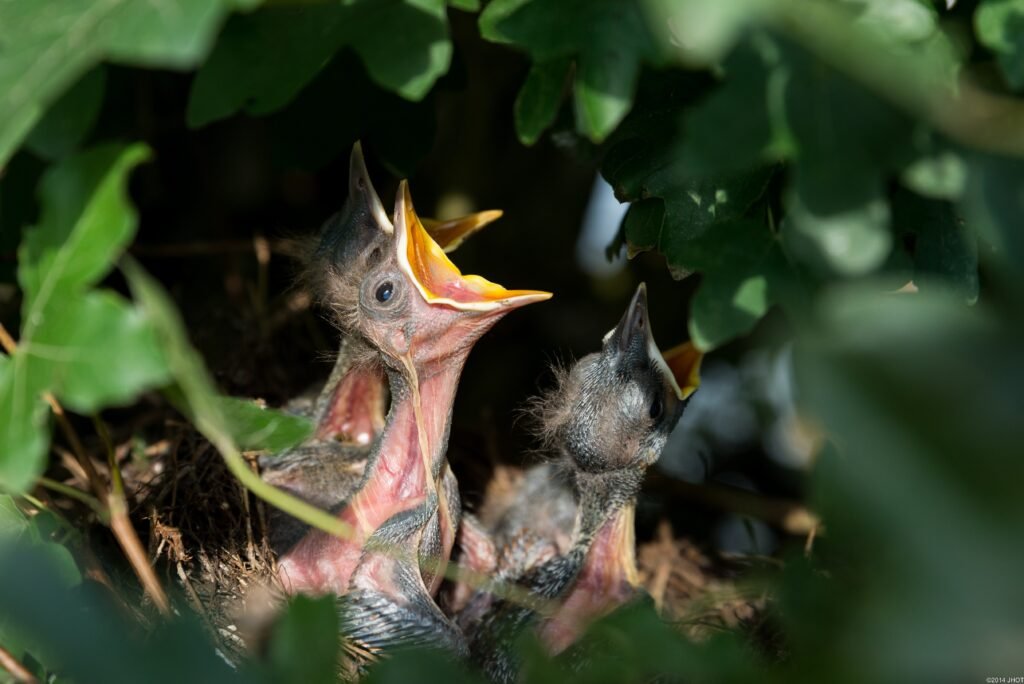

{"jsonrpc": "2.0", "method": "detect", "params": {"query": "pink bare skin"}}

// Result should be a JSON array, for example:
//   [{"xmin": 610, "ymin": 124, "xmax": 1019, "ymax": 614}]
[
  {"xmin": 277, "ymin": 185, "xmax": 546, "ymax": 598},
  {"xmin": 315, "ymin": 366, "xmax": 387, "ymax": 446},
  {"xmin": 539, "ymin": 506, "xmax": 639, "ymax": 654}
]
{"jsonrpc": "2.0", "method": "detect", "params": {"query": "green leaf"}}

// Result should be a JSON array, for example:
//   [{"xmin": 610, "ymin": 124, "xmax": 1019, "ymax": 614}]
[
  {"xmin": 900, "ymin": 146, "xmax": 968, "ymax": 200},
  {"xmin": 514, "ymin": 59, "xmax": 571, "ymax": 146},
  {"xmin": 0, "ymin": 495, "xmax": 28, "ymax": 540},
  {"xmin": 0, "ymin": 0, "xmax": 242, "ymax": 167},
  {"xmin": 684, "ymin": 220, "xmax": 796, "ymax": 350},
  {"xmin": 795, "ymin": 287, "xmax": 1024, "ymax": 681},
  {"xmin": 25, "ymin": 68, "xmax": 107, "ymax": 161},
  {"xmin": 1, "ymin": 144, "xmax": 169, "ymax": 494},
  {"xmin": 892, "ymin": 189, "xmax": 978, "ymax": 302},
  {"xmin": 217, "ymin": 397, "xmax": 313, "ymax": 452},
  {"xmin": 976, "ymin": 0, "xmax": 1024, "ymax": 90},
  {"xmin": 448, "ymin": 0, "xmax": 480, "ymax": 10},
  {"xmin": 266, "ymin": 596, "xmax": 339, "ymax": 684},
  {"xmin": 188, "ymin": 0, "xmax": 452, "ymax": 127},
  {"xmin": 27, "ymin": 292, "xmax": 169, "ymax": 413},
  {"xmin": 481, "ymin": 0, "xmax": 665, "ymax": 142},
  {"xmin": 783, "ymin": 185, "xmax": 893, "ymax": 277},
  {"xmin": 19, "ymin": 144, "xmax": 151, "ymax": 305}
]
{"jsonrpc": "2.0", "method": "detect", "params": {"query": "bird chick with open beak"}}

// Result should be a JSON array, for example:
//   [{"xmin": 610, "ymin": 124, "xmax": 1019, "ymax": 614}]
[
  {"xmin": 460, "ymin": 284, "xmax": 701, "ymax": 682},
  {"xmin": 274, "ymin": 180, "xmax": 550, "ymax": 660},
  {"xmin": 261, "ymin": 143, "xmax": 502, "ymax": 553}
]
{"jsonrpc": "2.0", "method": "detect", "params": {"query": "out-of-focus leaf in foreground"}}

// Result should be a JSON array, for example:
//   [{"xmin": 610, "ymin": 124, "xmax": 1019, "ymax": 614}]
[
  {"xmin": 0, "ymin": 144, "xmax": 169, "ymax": 494},
  {"xmin": 0, "ymin": 0, "xmax": 252, "ymax": 168},
  {"xmin": 794, "ymin": 287, "xmax": 1024, "ymax": 681},
  {"xmin": 0, "ymin": 540, "xmax": 241, "ymax": 683}
]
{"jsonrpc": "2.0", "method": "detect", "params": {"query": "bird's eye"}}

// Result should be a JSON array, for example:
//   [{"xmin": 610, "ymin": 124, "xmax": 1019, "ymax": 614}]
[
  {"xmin": 649, "ymin": 394, "xmax": 663, "ymax": 421},
  {"xmin": 375, "ymin": 281, "xmax": 395, "ymax": 303}
]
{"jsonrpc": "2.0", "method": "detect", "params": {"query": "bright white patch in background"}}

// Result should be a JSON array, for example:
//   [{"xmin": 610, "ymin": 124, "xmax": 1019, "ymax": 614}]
[{"xmin": 575, "ymin": 174, "xmax": 627, "ymax": 278}]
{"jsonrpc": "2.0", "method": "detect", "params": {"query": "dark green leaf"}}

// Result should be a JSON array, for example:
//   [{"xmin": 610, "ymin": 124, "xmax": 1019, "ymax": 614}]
[
  {"xmin": 514, "ymin": 59, "xmax": 571, "ymax": 146},
  {"xmin": 266, "ymin": 595, "xmax": 339, "ymax": 684},
  {"xmin": 187, "ymin": 0, "xmax": 452, "ymax": 127},
  {"xmin": 25, "ymin": 68, "xmax": 107, "ymax": 161},
  {"xmin": 892, "ymin": 189, "xmax": 978, "ymax": 301},
  {"xmin": 481, "ymin": 0, "xmax": 665, "ymax": 141}
]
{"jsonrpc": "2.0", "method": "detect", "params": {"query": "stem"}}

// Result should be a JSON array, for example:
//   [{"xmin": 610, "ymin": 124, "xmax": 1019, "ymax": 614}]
[{"xmin": 37, "ymin": 477, "xmax": 105, "ymax": 517}]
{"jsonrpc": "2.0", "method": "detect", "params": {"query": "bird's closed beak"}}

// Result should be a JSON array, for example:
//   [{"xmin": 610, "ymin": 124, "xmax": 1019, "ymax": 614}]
[
  {"xmin": 606, "ymin": 284, "xmax": 702, "ymax": 400},
  {"xmin": 394, "ymin": 181, "xmax": 552, "ymax": 312}
]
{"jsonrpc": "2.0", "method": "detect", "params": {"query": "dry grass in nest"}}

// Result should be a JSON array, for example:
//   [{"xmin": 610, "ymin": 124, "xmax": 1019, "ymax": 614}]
[{"xmin": 124, "ymin": 419, "xmax": 283, "ymax": 659}]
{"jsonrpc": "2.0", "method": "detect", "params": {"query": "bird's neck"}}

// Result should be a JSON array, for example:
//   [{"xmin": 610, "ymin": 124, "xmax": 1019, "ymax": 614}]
[
  {"xmin": 367, "ymin": 353, "xmax": 467, "ymax": 493},
  {"xmin": 536, "ymin": 469, "xmax": 642, "ymax": 654}
]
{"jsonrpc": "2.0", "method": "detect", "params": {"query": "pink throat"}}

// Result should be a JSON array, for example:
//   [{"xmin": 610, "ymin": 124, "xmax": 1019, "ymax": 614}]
[
  {"xmin": 539, "ymin": 505, "xmax": 640, "ymax": 655},
  {"xmin": 276, "ymin": 356, "xmax": 466, "ymax": 596}
]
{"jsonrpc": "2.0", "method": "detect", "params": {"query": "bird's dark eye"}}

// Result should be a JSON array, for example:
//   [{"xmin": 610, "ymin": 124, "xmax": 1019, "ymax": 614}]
[
  {"xmin": 375, "ymin": 281, "xmax": 394, "ymax": 303},
  {"xmin": 649, "ymin": 394, "xmax": 663, "ymax": 421}
]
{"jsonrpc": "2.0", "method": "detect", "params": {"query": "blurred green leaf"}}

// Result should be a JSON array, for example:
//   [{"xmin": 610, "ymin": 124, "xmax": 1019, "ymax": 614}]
[
  {"xmin": 363, "ymin": 646, "xmax": 483, "ymax": 684},
  {"xmin": 892, "ymin": 189, "xmax": 978, "ymax": 301},
  {"xmin": 217, "ymin": 397, "xmax": 313, "ymax": 452},
  {"xmin": 266, "ymin": 596, "xmax": 340, "ymax": 684},
  {"xmin": 449, "ymin": 0, "xmax": 480, "ymax": 11},
  {"xmin": 0, "ymin": 0, "xmax": 244, "ymax": 168},
  {"xmin": 0, "ymin": 495, "xmax": 28, "ymax": 540},
  {"xmin": 783, "ymin": 187, "xmax": 893, "ymax": 277},
  {"xmin": 481, "ymin": 0, "xmax": 665, "ymax": 142},
  {"xmin": 0, "ymin": 145, "xmax": 169, "ymax": 494},
  {"xmin": 0, "ymin": 540, "xmax": 239, "ymax": 683},
  {"xmin": 25, "ymin": 68, "xmax": 106, "ymax": 161},
  {"xmin": 795, "ymin": 287, "xmax": 1024, "ymax": 681},
  {"xmin": 188, "ymin": 0, "xmax": 451, "ymax": 127},
  {"xmin": 976, "ymin": 0, "xmax": 1024, "ymax": 90},
  {"xmin": 514, "ymin": 59, "xmax": 571, "ymax": 146}
]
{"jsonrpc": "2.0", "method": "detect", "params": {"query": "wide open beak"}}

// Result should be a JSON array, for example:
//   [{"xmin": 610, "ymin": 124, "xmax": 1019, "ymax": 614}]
[
  {"xmin": 605, "ymin": 284, "xmax": 702, "ymax": 401},
  {"xmin": 662, "ymin": 342, "xmax": 702, "ymax": 400},
  {"xmin": 394, "ymin": 181, "xmax": 551, "ymax": 312},
  {"xmin": 422, "ymin": 210, "xmax": 503, "ymax": 253}
]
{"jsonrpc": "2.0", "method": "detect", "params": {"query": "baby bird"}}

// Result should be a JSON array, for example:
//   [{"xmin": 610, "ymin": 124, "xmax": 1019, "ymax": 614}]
[
  {"xmin": 460, "ymin": 284, "xmax": 701, "ymax": 682},
  {"xmin": 274, "ymin": 181, "xmax": 549, "ymax": 661},
  {"xmin": 261, "ymin": 144, "xmax": 500, "ymax": 553}
]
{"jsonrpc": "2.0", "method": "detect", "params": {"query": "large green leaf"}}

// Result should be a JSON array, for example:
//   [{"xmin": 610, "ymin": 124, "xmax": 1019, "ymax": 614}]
[
  {"xmin": 794, "ymin": 287, "xmax": 1024, "ymax": 681},
  {"xmin": 481, "ymin": 0, "xmax": 666, "ymax": 142},
  {"xmin": 187, "ymin": 0, "xmax": 451, "ymax": 127},
  {"xmin": 0, "ymin": 145, "xmax": 170, "ymax": 494},
  {"xmin": 25, "ymin": 67, "xmax": 107, "ymax": 161},
  {"xmin": 0, "ymin": 0, "xmax": 248, "ymax": 168},
  {"xmin": 266, "ymin": 596, "xmax": 339, "ymax": 684}
]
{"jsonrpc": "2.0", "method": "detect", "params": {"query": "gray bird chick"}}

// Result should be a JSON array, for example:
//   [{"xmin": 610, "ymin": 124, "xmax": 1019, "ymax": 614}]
[{"xmin": 459, "ymin": 284, "xmax": 701, "ymax": 683}]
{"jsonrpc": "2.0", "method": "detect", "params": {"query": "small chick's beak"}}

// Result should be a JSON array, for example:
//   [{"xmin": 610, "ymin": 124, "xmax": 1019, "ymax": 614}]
[
  {"xmin": 423, "ymin": 210, "xmax": 503, "ymax": 253},
  {"xmin": 394, "ymin": 181, "xmax": 552, "ymax": 312},
  {"xmin": 348, "ymin": 141, "xmax": 393, "ymax": 234},
  {"xmin": 662, "ymin": 342, "xmax": 702, "ymax": 400},
  {"xmin": 605, "ymin": 283, "xmax": 702, "ymax": 400},
  {"xmin": 316, "ymin": 142, "xmax": 393, "ymax": 266}
]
